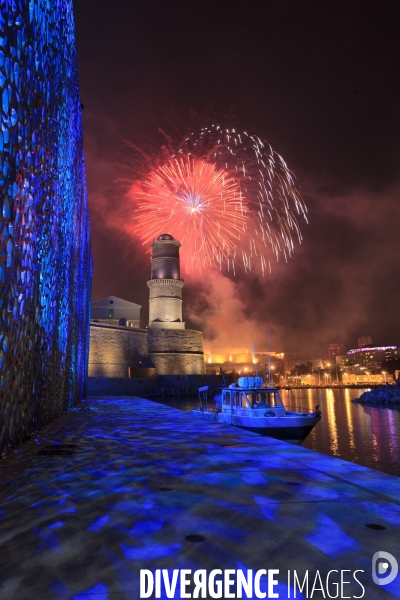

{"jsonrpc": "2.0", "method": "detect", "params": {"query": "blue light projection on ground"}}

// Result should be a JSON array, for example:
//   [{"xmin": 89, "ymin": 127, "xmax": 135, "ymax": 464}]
[
  {"xmin": 0, "ymin": 0, "xmax": 92, "ymax": 454},
  {"xmin": 1, "ymin": 397, "xmax": 400, "ymax": 598},
  {"xmin": 304, "ymin": 513, "xmax": 362, "ymax": 558}
]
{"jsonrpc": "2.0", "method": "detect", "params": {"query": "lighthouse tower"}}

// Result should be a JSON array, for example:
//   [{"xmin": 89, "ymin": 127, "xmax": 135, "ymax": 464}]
[
  {"xmin": 147, "ymin": 234, "xmax": 185, "ymax": 329},
  {"xmin": 147, "ymin": 234, "xmax": 205, "ymax": 374}
]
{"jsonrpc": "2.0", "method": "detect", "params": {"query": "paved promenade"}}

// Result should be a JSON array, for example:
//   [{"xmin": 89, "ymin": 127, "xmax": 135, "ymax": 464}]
[{"xmin": 0, "ymin": 397, "xmax": 399, "ymax": 599}]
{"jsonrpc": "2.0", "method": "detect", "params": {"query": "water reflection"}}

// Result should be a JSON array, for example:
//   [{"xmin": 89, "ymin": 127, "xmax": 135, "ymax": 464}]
[
  {"xmin": 294, "ymin": 388, "xmax": 400, "ymax": 477},
  {"xmin": 344, "ymin": 389, "xmax": 355, "ymax": 453},
  {"xmin": 327, "ymin": 390, "xmax": 339, "ymax": 456},
  {"xmin": 387, "ymin": 410, "xmax": 398, "ymax": 457},
  {"xmin": 152, "ymin": 388, "xmax": 400, "ymax": 478}
]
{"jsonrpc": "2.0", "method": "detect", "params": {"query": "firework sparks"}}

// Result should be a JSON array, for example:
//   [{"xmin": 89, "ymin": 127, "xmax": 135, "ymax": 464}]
[
  {"xmin": 135, "ymin": 156, "xmax": 248, "ymax": 271},
  {"xmin": 132, "ymin": 122, "xmax": 308, "ymax": 274}
]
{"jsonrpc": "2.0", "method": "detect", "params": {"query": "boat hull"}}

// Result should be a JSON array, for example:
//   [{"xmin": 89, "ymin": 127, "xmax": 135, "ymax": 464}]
[
  {"xmin": 231, "ymin": 422, "xmax": 318, "ymax": 444},
  {"xmin": 190, "ymin": 409, "xmax": 321, "ymax": 444},
  {"xmin": 227, "ymin": 414, "xmax": 320, "ymax": 443}
]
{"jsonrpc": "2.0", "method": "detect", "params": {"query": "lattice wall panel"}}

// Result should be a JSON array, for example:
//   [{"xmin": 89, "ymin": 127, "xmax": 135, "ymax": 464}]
[{"xmin": 0, "ymin": 0, "xmax": 92, "ymax": 454}]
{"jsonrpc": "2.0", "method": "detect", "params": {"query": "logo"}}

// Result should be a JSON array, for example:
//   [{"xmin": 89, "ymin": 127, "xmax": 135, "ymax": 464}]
[{"xmin": 372, "ymin": 552, "xmax": 398, "ymax": 586}]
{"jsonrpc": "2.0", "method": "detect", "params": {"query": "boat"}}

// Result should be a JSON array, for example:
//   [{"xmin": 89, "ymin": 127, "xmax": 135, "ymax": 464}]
[{"xmin": 191, "ymin": 377, "xmax": 322, "ymax": 444}]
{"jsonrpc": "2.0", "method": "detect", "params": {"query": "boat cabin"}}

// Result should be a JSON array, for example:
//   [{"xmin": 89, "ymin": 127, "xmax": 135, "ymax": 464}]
[{"xmin": 221, "ymin": 388, "xmax": 286, "ymax": 417}]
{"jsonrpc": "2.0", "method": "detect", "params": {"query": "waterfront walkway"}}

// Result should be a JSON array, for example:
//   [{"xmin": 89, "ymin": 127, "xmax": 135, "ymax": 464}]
[{"xmin": 0, "ymin": 397, "xmax": 400, "ymax": 599}]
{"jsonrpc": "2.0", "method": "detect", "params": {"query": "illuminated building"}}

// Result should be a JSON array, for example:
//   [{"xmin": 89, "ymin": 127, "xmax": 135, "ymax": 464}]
[
  {"xmin": 336, "ymin": 346, "xmax": 398, "ymax": 367},
  {"xmin": 358, "ymin": 335, "xmax": 372, "ymax": 348},
  {"xmin": 337, "ymin": 346, "xmax": 398, "ymax": 384},
  {"xmin": 346, "ymin": 346, "xmax": 398, "ymax": 363},
  {"xmin": 0, "ymin": 1, "xmax": 92, "ymax": 453},
  {"xmin": 204, "ymin": 349, "xmax": 284, "ymax": 378},
  {"xmin": 341, "ymin": 372, "xmax": 391, "ymax": 385},
  {"xmin": 91, "ymin": 296, "xmax": 141, "ymax": 327},
  {"xmin": 328, "ymin": 343, "xmax": 346, "ymax": 362}
]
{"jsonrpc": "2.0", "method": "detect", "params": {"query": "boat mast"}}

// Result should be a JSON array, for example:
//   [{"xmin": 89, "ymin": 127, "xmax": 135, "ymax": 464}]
[{"xmin": 268, "ymin": 328, "xmax": 271, "ymax": 386}]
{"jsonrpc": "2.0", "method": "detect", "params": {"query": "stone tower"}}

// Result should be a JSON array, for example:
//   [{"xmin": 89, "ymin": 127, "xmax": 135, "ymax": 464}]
[
  {"xmin": 147, "ymin": 234, "xmax": 185, "ymax": 329},
  {"xmin": 147, "ymin": 234, "xmax": 205, "ymax": 375}
]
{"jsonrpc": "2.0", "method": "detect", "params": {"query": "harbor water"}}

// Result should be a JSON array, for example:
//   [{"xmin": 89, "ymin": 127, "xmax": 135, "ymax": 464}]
[{"xmin": 152, "ymin": 388, "xmax": 400, "ymax": 478}]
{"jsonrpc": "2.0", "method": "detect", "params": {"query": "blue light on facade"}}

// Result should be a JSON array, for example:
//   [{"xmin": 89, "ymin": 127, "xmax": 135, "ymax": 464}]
[{"xmin": 0, "ymin": 0, "xmax": 92, "ymax": 453}]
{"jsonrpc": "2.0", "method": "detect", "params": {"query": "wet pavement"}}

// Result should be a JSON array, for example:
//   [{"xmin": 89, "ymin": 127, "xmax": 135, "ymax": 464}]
[{"xmin": 0, "ymin": 396, "xmax": 399, "ymax": 599}]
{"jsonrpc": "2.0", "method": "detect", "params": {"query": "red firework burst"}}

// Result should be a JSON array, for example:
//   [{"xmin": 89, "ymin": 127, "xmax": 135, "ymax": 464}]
[{"xmin": 134, "ymin": 156, "xmax": 248, "ymax": 271}]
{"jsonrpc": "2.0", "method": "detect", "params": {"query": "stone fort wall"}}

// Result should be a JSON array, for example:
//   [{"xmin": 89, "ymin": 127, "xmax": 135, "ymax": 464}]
[
  {"xmin": 89, "ymin": 324, "xmax": 148, "ymax": 378},
  {"xmin": 89, "ymin": 324, "xmax": 205, "ymax": 377},
  {"xmin": 148, "ymin": 329, "xmax": 205, "ymax": 375}
]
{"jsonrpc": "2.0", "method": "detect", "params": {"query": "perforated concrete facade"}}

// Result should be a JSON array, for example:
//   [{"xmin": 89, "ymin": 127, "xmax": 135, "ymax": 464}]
[{"xmin": 0, "ymin": 0, "xmax": 91, "ymax": 453}]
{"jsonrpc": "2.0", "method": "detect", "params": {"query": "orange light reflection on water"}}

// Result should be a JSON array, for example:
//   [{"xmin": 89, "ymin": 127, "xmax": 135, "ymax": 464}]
[
  {"xmin": 326, "ymin": 389, "xmax": 339, "ymax": 456},
  {"xmin": 344, "ymin": 388, "xmax": 355, "ymax": 453},
  {"xmin": 282, "ymin": 388, "xmax": 400, "ymax": 477}
]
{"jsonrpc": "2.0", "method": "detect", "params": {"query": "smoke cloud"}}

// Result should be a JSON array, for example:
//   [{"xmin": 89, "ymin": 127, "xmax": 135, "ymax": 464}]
[
  {"xmin": 183, "ymin": 270, "xmax": 274, "ymax": 353},
  {"xmin": 84, "ymin": 109, "xmax": 400, "ymax": 358}
]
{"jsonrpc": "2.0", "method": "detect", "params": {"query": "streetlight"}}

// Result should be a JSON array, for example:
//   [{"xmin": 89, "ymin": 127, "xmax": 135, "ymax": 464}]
[
  {"xmin": 270, "ymin": 364, "xmax": 275, "ymax": 386},
  {"xmin": 326, "ymin": 362, "xmax": 331, "ymax": 386}
]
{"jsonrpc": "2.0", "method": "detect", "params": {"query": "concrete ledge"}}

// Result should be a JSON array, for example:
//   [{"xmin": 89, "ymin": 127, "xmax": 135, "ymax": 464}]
[{"xmin": 90, "ymin": 323, "xmax": 148, "ymax": 333}]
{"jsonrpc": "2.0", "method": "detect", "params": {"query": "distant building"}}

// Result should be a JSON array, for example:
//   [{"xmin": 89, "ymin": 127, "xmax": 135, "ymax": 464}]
[
  {"xmin": 336, "ymin": 345, "xmax": 398, "ymax": 384},
  {"xmin": 346, "ymin": 346, "xmax": 398, "ymax": 365},
  {"xmin": 204, "ymin": 349, "xmax": 285, "ymax": 377},
  {"xmin": 328, "ymin": 343, "xmax": 346, "ymax": 363},
  {"xmin": 91, "ymin": 296, "xmax": 141, "ymax": 327},
  {"xmin": 336, "ymin": 345, "xmax": 399, "ymax": 367},
  {"xmin": 341, "ymin": 372, "xmax": 392, "ymax": 385},
  {"xmin": 335, "ymin": 354, "xmax": 354, "ymax": 368},
  {"xmin": 358, "ymin": 336, "xmax": 372, "ymax": 349}
]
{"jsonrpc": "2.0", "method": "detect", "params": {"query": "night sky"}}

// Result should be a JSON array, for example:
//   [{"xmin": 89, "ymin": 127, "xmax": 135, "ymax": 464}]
[{"xmin": 73, "ymin": 0, "xmax": 400, "ymax": 357}]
